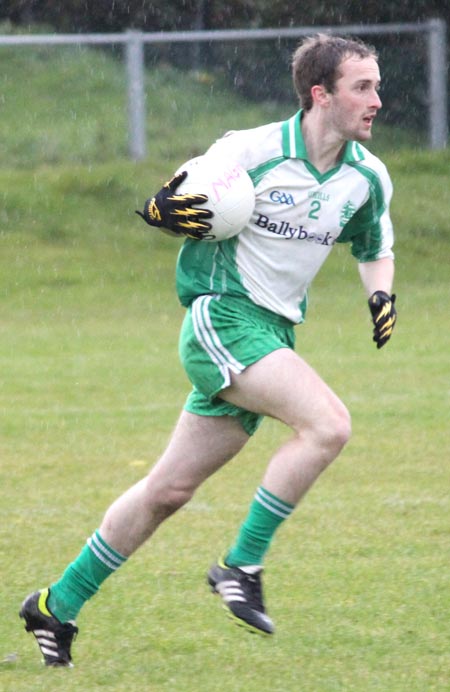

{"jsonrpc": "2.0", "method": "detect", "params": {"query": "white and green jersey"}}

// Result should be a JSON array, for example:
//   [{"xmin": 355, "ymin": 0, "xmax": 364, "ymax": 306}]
[{"xmin": 176, "ymin": 111, "xmax": 394, "ymax": 324}]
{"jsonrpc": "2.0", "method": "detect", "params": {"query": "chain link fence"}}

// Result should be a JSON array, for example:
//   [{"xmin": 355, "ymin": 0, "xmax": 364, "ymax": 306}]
[{"xmin": 0, "ymin": 20, "xmax": 447, "ymax": 161}]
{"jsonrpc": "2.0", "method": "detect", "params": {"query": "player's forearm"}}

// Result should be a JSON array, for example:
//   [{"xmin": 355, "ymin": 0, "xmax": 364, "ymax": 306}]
[{"xmin": 358, "ymin": 257, "xmax": 395, "ymax": 298}]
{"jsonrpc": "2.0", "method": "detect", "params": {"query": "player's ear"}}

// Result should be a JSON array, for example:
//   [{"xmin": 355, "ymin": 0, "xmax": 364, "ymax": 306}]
[{"xmin": 311, "ymin": 84, "xmax": 331, "ymax": 108}]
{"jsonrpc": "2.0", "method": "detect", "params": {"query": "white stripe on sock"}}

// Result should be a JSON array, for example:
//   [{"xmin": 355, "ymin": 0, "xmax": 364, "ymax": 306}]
[
  {"xmin": 88, "ymin": 533, "xmax": 125, "ymax": 571},
  {"xmin": 255, "ymin": 488, "xmax": 293, "ymax": 519}
]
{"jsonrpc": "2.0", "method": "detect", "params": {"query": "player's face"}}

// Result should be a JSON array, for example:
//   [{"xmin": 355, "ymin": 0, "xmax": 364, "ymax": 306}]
[{"xmin": 327, "ymin": 56, "xmax": 382, "ymax": 142}]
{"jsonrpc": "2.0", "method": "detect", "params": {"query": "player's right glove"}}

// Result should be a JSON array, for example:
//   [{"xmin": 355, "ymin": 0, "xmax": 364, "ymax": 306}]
[
  {"xmin": 368, "ymin": 290, "xmax": 397, "ymax": 349},
  {"xmin": 135, "ymin": 171, "xmax": 213, "ymax": 240}
]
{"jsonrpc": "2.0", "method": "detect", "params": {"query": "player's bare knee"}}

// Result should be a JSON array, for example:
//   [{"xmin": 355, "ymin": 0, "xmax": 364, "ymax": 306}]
[
  {"xmin": 298, "ymin": 400, "xmax": 351, "ymax": 456},
  {"xmin": 335, "ymin": 405, "xmax": 352, "ymax": 448},
  {"xmin": 325, "ymin": 402, "xmax": 352, "ymax": 453},
  {"xmin": 144, "ymin": 477, "xmax": 194, "ymax": 518}
]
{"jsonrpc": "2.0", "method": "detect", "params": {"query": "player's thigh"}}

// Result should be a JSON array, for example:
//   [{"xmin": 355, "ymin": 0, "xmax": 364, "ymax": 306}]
[
  {"xmin": 147, "ymin": 409, "xmax": 249, "ymax": 491},
  {"xmin": 220, "ymin": 347, "xmax": 349, "ymax": 432}
]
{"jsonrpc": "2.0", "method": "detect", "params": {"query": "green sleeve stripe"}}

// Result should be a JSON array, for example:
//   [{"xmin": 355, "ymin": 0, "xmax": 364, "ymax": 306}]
[
  {"xmin": 352, "ymin": 162, "xmax": 385, "ymax": 214},
  {"xmin": 248, "ymin": 156, "xmax": 286, "ymax": 186},
  {"xmin": 338, "ymin": 163, "xmax": 387, "ymax": 261}
]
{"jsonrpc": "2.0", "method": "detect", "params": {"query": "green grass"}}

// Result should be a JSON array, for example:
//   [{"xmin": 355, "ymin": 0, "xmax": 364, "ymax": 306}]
[
  {"xmin": 0, "ymin": 35, "xmax": 425, "ymax": 170},
  {"xmin": 0, "ymin": 40, "xmax": 449, "ymax": 692},
  {"xmin": 0, "ymin": 40, "xmax": 289, "ymax": 169}
]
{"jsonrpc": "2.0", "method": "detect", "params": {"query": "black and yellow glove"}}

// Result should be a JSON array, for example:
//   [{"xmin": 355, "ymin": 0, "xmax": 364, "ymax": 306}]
[
  {"xmin": 368, "ymin": 290, "xmax": 397, "ymax": 349},
  {"xmin": 136, "ymin": 171, "xmax": 213, "ymax": 240}
]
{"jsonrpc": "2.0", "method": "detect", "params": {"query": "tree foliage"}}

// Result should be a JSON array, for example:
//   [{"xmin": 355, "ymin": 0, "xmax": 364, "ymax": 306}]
[{"xmin": 1, "ymin": 0, "xmax": 449, "ymax": 32}]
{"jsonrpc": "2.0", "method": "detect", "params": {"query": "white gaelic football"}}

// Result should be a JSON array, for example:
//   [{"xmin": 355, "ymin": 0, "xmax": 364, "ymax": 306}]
[{"xmin": 175, "ymin": 155, "xmax": 255, "ymax": 241}]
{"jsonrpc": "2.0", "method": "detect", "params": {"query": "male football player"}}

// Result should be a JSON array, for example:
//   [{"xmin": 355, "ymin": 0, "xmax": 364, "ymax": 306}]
[{"xmin": 20, "ymin": 33, "xmax": 396, "ymax": 666}]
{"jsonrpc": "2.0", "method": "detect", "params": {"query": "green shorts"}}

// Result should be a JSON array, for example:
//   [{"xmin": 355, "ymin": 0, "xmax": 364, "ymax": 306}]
[{"xmin": 179, "ymin": 294, "xmax": 295, "ymax": 435}]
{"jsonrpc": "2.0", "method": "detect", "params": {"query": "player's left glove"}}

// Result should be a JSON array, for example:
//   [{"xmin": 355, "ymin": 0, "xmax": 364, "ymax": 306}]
[
  {"xmin": 368, "ymin": 290, "xmax": 397, "ymax": 349},
  {"xmin": 136, "ymin": 171, "xmax": 213, "ymax": 240}
]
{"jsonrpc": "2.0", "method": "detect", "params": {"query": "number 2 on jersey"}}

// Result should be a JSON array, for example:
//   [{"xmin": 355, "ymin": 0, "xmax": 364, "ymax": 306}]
[{"xmin": 308, "ymin": 200, "xmax": 321, "ymax": 220}]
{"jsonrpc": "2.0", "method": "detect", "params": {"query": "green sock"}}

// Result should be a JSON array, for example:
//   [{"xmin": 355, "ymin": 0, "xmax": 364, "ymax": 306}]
[
  {"xmin": 226, "ymin": 486, "xmax": 294, "ymax": 567},
  {"xmin": 48, "ymin": 530, "xmax": 127, "ymax": 623}
]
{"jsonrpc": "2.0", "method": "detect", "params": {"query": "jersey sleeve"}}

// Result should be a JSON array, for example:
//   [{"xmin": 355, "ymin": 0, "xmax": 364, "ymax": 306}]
[
  {"xmin": 337, "ymin": 160, "xmax": 394, "ymax": 262},
  {"xmin": 204, "ymin": 124, "xmax": 282, "ymax": 172}
]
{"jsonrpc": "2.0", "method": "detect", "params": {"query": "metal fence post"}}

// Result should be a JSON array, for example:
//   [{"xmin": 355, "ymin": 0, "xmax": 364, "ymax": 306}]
[
  {"xmin": 126, "ymin": 30, "xmax": 146, "ymax": 160},
  {"xmin": 427, "ymin": 18, "xmax": 448, "ymax": 149}
]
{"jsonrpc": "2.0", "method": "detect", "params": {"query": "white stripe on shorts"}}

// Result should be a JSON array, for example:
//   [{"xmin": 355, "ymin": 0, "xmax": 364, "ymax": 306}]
[{"xmin": 191, "ymin": 295, "xmax": 245, "ymax": 387}]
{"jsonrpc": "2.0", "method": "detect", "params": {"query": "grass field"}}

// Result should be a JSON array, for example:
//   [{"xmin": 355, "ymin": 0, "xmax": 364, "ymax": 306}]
[{"xmin": 1, "ymin": 41, "xmax": 449, "ymax": 691}]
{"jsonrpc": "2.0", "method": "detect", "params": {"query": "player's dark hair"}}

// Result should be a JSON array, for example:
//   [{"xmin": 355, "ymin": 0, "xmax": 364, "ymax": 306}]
[{"xmin": 292, "ymin": 34, "xmax": 378, "ymax": 111}]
